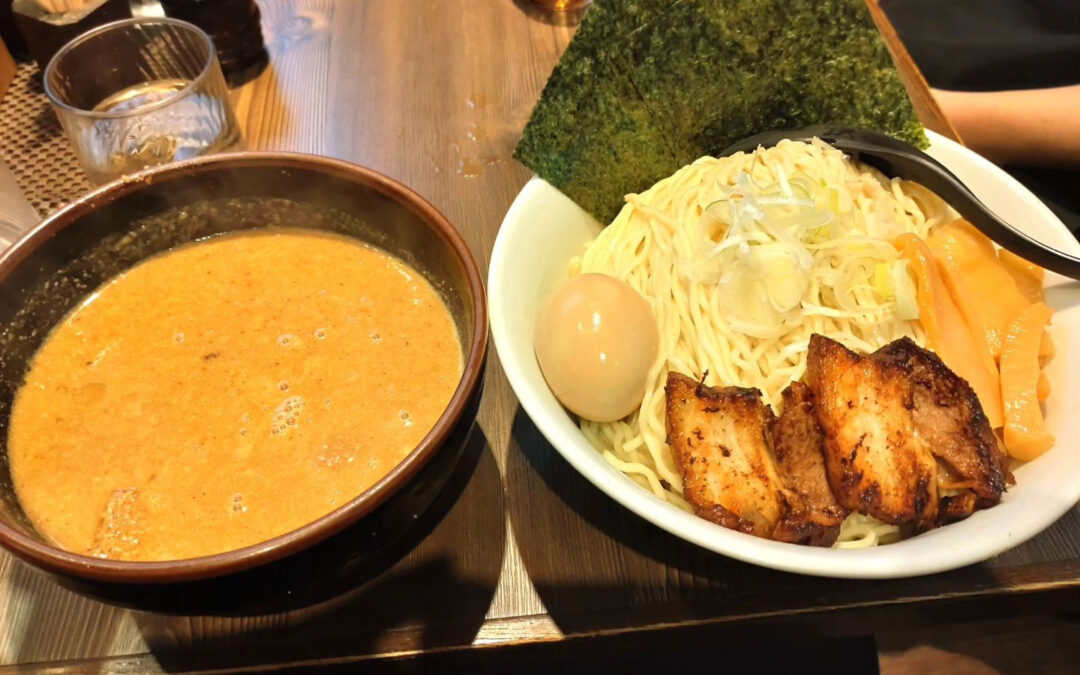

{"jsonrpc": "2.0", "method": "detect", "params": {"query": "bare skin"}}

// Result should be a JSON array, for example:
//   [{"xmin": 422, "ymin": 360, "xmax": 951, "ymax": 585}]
[{"xmin": 933, "ymin": 85, "xmax": 1080, "ymax": 167}]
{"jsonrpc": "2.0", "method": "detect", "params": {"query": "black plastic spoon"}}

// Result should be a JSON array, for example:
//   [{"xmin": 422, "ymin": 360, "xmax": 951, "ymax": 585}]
[{"xmin": 721, "ymin": 127, "xmax": 1080, "ymax": 280}]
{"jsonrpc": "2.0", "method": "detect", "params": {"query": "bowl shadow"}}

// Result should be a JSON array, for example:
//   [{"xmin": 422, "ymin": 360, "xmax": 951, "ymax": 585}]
[
  {"xmin": 503, "ymin": 407, "xmax": 1078, "ymax": 637},
  {"xmin": 134, "ymin": 417, "xmax": 505, "ymax": 670}
]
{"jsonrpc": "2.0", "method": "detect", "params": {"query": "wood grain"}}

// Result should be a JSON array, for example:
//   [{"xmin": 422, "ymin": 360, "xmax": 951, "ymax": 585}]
[{"xmin": 1, "ymin": 0, "xmax": 1077, "ymax": 671}]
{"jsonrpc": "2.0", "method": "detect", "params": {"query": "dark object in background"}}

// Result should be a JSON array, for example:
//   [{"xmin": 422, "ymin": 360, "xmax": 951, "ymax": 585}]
[
  {"xmin": 881, "ymin": 0, "xmax": 1080, "ymax": 238},
  {"xmin": 0, "ymin": 2, "xmax": 30, "ymax": 60},
  {"xmin": 881, "ymin": 0, "xmax": 1080, "ymax": 92},
  {"xmin": 159, "ymin": 0, "xmax": 268, "ymax": 87},
  {"xmin": 11, "ymin": 0, "xmax": 131, "ymax": 71}
]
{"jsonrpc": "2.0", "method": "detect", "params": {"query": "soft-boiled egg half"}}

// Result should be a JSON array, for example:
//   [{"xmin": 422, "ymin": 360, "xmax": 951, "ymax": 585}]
[{"xmin": 534, "ymin": 273, "xmax": 659, "ymax": 422}]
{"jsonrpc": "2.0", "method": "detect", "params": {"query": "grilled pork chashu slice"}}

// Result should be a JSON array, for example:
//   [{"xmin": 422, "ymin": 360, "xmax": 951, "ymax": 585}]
[
  {"xmin": 771, "ymin": 382, "xmax": 849, "ymax": 545},
  {"xmin": 805, "ymin": 335, "xmax": 940, "ymax": 529},
  {"xmin": 875, "ymin": 338, "xmax": 1011, "ymax": 521},
  {"xmin": 665, "ymin": 372, "xmax": 822, "ymax": 543}
]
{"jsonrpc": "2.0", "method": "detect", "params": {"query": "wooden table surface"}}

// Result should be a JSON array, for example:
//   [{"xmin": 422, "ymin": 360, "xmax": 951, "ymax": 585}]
[{"xmin": 1, "ymin": 0, "xmax": 1078, "ymax": 671}]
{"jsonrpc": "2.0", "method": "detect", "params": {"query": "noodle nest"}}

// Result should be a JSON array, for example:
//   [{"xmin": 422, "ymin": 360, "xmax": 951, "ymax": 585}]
[{"xmin": 572, "ymin": 139, "xmax": 953, "ymax": 548}]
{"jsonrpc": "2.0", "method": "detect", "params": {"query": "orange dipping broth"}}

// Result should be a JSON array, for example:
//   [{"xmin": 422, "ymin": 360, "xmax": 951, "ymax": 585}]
[{"xmin": 7, "ymin": 229, "xmax": 462, "ymax": 561}]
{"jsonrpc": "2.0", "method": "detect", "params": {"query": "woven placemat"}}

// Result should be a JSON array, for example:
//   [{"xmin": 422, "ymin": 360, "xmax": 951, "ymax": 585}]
[{"xmin": 0, "ymin": 64, "xmax": 92, "ymax": 216}]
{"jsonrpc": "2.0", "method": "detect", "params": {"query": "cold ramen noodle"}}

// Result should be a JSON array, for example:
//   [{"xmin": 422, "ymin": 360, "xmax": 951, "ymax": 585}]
[
  {"xmin": 8, "ymin": 230, "xmax": 463, "ymax": 561},
  {"xmin": 535, "ymin": 139, "xmax": 1055, "ymax": 549}
]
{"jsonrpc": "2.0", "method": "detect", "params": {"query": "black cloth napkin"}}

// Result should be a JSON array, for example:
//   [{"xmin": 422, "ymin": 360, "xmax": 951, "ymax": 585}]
[{"xmin": 882, "ymin": 0, "xmax": 1080, "ymax": 237}]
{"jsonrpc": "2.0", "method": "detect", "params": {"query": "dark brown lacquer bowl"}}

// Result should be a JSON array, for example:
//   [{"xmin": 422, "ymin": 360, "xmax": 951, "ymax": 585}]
[{"xmin": 0, "ymin": 153, "xmax": 487, "ymax": 613}]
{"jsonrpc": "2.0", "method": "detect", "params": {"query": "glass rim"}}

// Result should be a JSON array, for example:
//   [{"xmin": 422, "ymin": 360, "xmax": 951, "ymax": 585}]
[{"xmin": 43, "ymin": 16, "xmax": 220, "ymax": 121}]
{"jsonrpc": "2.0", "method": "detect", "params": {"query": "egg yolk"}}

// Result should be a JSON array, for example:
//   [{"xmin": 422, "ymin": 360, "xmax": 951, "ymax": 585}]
[{"xmin": 534, "ymin": 273, "xmax": 659, "ymax": 422}]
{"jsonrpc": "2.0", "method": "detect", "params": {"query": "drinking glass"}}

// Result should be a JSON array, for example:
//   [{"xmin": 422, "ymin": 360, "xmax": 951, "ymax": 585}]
[{"xmin": 44, "ymin": 17, "xmax": 242, "ymax": 185}]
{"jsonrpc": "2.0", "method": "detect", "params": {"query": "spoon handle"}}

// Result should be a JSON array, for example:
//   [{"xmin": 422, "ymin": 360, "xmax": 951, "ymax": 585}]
[
  {"xmin": 842, "ymin": 139, "xmax": 1080, "ymax": 281},
  {"xmin": 722, "ymin": 127, "xmax": 1080, "ymax": 281}
]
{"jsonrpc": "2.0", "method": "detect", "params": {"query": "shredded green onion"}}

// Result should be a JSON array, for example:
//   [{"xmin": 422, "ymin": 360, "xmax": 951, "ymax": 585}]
[{"xmin": 681, "ymin": 168, "xmax": 912, "ymax": 337}]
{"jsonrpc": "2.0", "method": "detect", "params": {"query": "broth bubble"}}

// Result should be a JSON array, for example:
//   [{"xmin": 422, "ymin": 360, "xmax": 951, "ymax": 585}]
[{"xmin": 271, "ymin": 395, "xmax": 306, "ymax": 435}]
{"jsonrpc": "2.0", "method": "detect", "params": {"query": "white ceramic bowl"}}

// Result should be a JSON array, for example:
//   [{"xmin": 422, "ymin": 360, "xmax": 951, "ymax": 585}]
[{"xmin": 490, "ymin": 131, "xmax": 1080, "ymax": 578}]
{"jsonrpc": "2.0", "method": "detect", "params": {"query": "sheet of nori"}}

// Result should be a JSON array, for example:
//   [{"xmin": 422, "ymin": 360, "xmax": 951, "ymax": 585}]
[
  {"xmin": 613, "ymin": 0, "xmax": 796, "ymax": 166},
  {"xmin": 773, "ymin": 0, "xmax": 926, "ymax": 149},
  {"xmin": 514, "ymin": 0, "xmax": 928, "ymax": 224},
  {"xmin": 510, "ymin": 1, "xmax": 678, "ymax": 222}
]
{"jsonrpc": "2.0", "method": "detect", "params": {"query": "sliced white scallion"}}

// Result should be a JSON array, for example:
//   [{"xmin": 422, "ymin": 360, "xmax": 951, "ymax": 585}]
[
  {"xmin": 678, "ymin": 164, "xmax": 920, "ymax": 339},
  {"xmin": 890, "ymin": 259, "xmax": 920, "ymax": 320}
]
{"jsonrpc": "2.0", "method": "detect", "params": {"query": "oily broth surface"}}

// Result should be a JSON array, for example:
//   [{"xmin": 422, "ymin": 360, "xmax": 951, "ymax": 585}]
[{"xmin": 7, "ymin": 229, "xmax": 463, "ymax": 561}]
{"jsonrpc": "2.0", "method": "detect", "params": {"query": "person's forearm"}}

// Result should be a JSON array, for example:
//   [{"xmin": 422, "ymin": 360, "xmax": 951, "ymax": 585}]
[{"xmin": 932, "ymin": 86, "xmax": 1080, "ymax": 167}]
